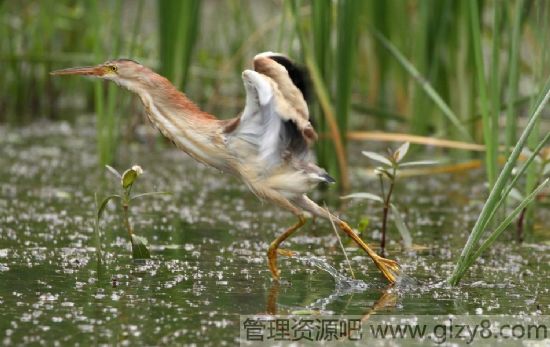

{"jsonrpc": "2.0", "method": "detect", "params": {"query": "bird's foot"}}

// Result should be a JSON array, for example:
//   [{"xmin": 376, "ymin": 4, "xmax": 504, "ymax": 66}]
[
  {"xmin": 372, "ymin": 255, "xmax": 400, "ymax": 284},
  {"xmin": 337, "ymin": 221, "xmax": 400, "ymax": 284}
]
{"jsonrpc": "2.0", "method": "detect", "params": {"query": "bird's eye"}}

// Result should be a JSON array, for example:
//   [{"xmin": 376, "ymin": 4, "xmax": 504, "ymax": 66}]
[{"xmin": 109, "ymin": 65, "xmax": 117, "ymax": 72}]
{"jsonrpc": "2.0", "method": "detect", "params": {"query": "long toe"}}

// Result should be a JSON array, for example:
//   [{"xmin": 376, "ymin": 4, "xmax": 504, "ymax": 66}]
[{"xmin": 373, "ymin": 256, "xmax": 400, "ymax": 284}]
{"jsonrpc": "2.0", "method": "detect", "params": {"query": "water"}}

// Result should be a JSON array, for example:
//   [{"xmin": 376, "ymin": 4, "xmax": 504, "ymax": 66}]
[{"xmin": 0, "ymin": 120, "xmax": 548, "ymax": 345}]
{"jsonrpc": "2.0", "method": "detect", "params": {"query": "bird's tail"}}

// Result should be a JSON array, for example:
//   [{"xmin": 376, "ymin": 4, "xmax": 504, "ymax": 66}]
[{"xmin": 295, "ymin": 195, "xmax": 400, "ymax": 283}]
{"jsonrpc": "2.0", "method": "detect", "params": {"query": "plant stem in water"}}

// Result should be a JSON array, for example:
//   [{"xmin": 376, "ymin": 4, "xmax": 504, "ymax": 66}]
[
  {"xmin": 122, "ymin": 203, "xmax": 134, "ymax": 239},
  {"xmin": 380, "ymin": 167, "xmax": 396, "ymax": 254}
]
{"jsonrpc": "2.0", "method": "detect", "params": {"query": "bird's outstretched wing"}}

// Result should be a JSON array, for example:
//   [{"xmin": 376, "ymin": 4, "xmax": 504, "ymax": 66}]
[{"xmin": 225, "ymin": 53, "xmax": 317, "ymax": 169}]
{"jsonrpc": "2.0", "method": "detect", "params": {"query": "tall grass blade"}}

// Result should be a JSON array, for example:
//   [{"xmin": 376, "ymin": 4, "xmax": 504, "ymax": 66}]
[
  {"xmin": 469, "ymin": 0, "xmax": 497, "ymax": 188},
  {"xmin": 91, "ymin": 0, "xmax": 107, "ymax": 165},
  {"xmin": 524, "ymin": 0, "xmax": 549, "ymax": 234},
  {"xmin": 489, "ymin": 3, "xmax": 502, "ymax": 187},
  {"xmin": 105, "ymin": 0, "xmax": 124, "ymax": 165},
  {"xmin": 158, "ymin": 0, "xmax": 201, "ymax": 90},
  {"xmin": 505, "ymin": 0, "xmax": 525, "ymax": 154},
  {"xmin": 372, "ymin": 30, "xmax": 472, "ymax": 141},
  {"xmin": 335, "ymin": 0, "xmax": 361, "ymax": 146},
  {"xmin": 347, "ymin": 131, "xmax": 485, "ymax": 151},
  {"xmin": 311, "ymin": 0, "xmax": 335, "ymax": 180}
]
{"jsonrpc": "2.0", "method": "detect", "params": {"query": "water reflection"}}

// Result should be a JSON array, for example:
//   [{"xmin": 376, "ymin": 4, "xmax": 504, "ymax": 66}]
[
  {"xmin": 265, "ymin": 278, "xmax": 397, "ymax": 317},
  {"xmin": 264, "ymin": 255, "xmax": 399, "ymax": 316}
]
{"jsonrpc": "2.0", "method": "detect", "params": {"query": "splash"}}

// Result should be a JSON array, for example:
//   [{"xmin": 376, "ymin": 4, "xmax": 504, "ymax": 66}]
[
  {"xmin": 294, "ymin": 255, "xmax": 368, "ymax": 292},
  {"xmin": 288, "ymin": 255, "xmax": 369, "ymax": 313}
]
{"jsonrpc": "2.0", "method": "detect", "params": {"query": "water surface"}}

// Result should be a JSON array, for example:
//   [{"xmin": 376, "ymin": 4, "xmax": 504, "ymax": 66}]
[{"xmin": 0, "ymin": 120, "xmax": 548, "ymax": 345}]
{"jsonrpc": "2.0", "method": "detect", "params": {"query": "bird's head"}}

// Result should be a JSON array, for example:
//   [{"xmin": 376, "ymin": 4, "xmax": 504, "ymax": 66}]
[{"xmin": 50, "ymin": 59, "xmax": 147, "ymax": 91}]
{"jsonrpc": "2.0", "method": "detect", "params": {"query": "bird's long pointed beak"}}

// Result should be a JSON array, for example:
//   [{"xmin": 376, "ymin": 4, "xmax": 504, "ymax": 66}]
[{"xmin": 50, "ymin": 65, "xmax": 106, "ymax": 77}]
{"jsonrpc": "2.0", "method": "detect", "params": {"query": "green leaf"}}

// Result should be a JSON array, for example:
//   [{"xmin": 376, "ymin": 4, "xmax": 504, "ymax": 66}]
[
  {"xmin": 390, "ymin": 204, "xmax": 412, "ymax": 249},
  {"xmin": 394, "ymin": 142, "xmax": 410, "ymax": 163},
  {"xmin": 131, "ymin": 234, "xmax": 151, "ymax": 259},
  {"xmin": 105, "ymin": 165, "xmax": 122, "ymax": 179},
  {"xmin": 130, "ymin": 191, "xmax": 171, "ymax": 201},
  {"xmin": 361, "ymin": 151, "xmax": 393, "ymax": 166},
  {"xmin": 97, "ymin": 194, "xmax": 121, "ymax": 220},
  {"xmin": 122, "ymin": 169, "xmax": 138, "ymax": 189},
  {"xmin": 372, "ymin": 30, "xmax": 472, "ymax": 141},
  {"xmin": 341, "ymin": 192, "xmax": 384, "ymax": 203},
  {"xmin": 399, "ymin": 160, "xmax": 439, "ymax": 167}
]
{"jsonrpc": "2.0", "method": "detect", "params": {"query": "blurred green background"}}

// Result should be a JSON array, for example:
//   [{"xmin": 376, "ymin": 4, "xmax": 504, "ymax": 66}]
[{"xmin": 1, "ymin": 0, "xmax": 549, "ymax": 185}]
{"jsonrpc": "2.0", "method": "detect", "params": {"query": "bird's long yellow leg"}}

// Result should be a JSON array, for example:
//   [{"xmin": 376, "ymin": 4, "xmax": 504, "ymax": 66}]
[
  {"xmin": 267, "ymin": 215, "xmax": 306, "ymax": 280},
  {"xmin": 338, "ymin": 220, "xmax": 400, "ymax": 283}
]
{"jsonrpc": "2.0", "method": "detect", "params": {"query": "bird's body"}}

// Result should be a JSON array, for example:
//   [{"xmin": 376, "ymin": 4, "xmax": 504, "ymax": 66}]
[{"xmin": 51, "ymin": 53, "xmax": 399, "ymax": 283}]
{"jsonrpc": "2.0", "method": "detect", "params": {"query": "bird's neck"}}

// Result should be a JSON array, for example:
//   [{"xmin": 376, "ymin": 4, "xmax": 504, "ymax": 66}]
[{"xmin": 131, "ymin": 75, "xmax": 227, "ymax": 169}]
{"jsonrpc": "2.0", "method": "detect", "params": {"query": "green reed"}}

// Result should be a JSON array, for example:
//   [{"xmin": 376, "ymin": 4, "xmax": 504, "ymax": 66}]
[
  {"xmin": 523, "ymin": 0, "xmax": 549, "ymax": 234},
  {"xmin": 505, "ymin": 0, "xmax": 524, "ymax": 156},
  {"xmin": 158, "ymin": 0, "xmax": 200, "ymax": 90},
  {"xmin": 335, "ymin": 0, "xmax": 361, "ymax": 147},
  {"xmin": 310, "ymin": 0, "xmax": 333, "ymax": 180}
]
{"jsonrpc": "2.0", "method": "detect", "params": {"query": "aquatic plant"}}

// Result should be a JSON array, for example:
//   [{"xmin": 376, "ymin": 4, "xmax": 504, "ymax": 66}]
[
  {"xmin": 343, "ymin": 142, "xmax": 437, "ymax": 252},
  {"xmin": 95, "ymin": 165, "xmax": 169, "ymax": 260},
  {"xmin": 448, "ymin": 79, "xmax": 550, "ymax": 285}
]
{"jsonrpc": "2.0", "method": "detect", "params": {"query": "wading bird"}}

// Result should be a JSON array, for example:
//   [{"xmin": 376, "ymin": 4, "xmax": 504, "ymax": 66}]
[{"xmin": 51, "ymin": 53, "xmax": 399, "ymax": 283}]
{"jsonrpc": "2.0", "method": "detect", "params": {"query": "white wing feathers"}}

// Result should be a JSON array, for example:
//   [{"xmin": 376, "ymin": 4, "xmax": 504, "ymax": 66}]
[
  {"xmin": 228, "ymin": 53, "xmax": 325, "ymax": 173},
  {"xmin": 225, "ymin": 53, "xmax": 335, "ymax": 191},
  {"xmin": 237, "ymin": 70, "xmax": 284, "ymax": 167}
]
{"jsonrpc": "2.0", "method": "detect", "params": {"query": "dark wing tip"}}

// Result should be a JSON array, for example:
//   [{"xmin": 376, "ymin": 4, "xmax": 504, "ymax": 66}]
[{"xmin": 267, "ymin": 55, "xmax": 311, "ymax": 102}]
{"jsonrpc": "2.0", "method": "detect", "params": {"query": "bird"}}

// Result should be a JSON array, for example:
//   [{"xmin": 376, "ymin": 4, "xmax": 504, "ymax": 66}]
[{"xmin": 50, "ymin": 52, "xmax": 400, "ymax": 283}]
